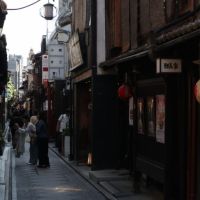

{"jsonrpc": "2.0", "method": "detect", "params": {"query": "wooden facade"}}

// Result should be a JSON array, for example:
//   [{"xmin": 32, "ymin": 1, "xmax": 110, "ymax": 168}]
[
  {"xmin": 101, "ymin": 0, "xmax": 200, "ymax": 200},
  {"xmin": 68, "ymin": 0, "xmax": 200, "ymax": 199}
]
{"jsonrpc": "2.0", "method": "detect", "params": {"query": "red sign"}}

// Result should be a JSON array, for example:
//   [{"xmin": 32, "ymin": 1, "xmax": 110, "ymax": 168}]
[
  {"xmin": 194, "ymin": 80, "xmax": 200, "ymax": 103},
  {"xmin": 43, "ymin": 67, "xmax": 48, "ymax": 71}
]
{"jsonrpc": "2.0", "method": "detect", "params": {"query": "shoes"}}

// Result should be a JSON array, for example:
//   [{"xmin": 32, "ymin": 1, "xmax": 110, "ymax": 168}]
[
  {"xmin": 37, "ymin": 164, "xmax": 50, "ymax": 168},
  {"xmin": 27, "ymin": 162, "xmax": 37, "ymax": 165}
]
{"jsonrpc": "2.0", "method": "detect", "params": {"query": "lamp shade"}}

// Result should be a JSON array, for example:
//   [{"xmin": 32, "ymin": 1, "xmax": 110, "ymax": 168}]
[
  {"xmin": 44, "ymin": 3, "xmax": 53, "ymax": 20},
  {"xmin": 118, "ymin": 84, "xmax": 132, "ymax": 100}
]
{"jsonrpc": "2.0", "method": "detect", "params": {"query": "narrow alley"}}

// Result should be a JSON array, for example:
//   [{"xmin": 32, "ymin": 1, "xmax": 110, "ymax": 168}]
[{"xmin": 1, "ymin": 1, "xmax": 200, "ymax": 200}]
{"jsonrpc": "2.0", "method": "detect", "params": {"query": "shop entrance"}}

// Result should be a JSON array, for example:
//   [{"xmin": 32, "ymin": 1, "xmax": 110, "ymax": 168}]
[
  {"xmin": 75, "ymin": 80, "xmax": 92, "ymax": 165},
  {"xmin": 134, "ymin": 78, "xmax": 166, "ymax": 189}
]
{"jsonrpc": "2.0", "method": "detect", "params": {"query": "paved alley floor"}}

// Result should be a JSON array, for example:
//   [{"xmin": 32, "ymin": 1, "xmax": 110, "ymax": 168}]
[{"xmin": 13, "ymin": 143, "xmax": 107, "ymax": 200}]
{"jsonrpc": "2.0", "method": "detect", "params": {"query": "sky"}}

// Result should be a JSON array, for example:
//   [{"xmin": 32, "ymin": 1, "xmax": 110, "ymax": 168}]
[{"xmin": 3, "ymin": 0, "xmax": 58, "ymax": 65}]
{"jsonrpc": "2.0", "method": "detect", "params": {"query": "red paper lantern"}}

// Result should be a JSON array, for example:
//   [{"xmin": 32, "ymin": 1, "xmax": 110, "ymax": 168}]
[
  {"xmin": 194, "ymin": 80, "xmax": 200, "ymax": 103},
  {"xmin": 118, "ymin": 84, "xmax": 132, "ymax": 100}
]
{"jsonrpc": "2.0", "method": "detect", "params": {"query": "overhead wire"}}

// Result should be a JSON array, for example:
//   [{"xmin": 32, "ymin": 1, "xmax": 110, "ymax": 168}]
[{"xmin": 6, "ymin": 0, "xmax": 42, "ymax": 11}]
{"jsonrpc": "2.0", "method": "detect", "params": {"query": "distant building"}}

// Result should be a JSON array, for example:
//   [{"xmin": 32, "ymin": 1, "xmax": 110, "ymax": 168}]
[{"xmin": 7, "ymin": 54, "xmax": 23, "ymax": 90}]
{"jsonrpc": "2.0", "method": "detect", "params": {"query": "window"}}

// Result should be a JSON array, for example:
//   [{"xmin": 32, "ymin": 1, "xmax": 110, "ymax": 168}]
[{"xmin": 136, "ymin": 95, "xmax": 166, "ymax": 143}]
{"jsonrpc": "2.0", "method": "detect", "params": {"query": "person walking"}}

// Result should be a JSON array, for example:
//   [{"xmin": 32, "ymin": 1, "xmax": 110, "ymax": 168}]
[
  {"xmin": 35, "ymin": 111, "xmax": 50, "ymax": 168},
  {"xmin": 26, "ymin": 115, "xmax": 38, "ymax": 165}
]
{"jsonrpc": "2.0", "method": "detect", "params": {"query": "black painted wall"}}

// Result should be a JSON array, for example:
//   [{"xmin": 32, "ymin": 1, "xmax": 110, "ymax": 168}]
[{"xmin": 91, "ymin": 75, "xmax": 118, "ymax": 170}]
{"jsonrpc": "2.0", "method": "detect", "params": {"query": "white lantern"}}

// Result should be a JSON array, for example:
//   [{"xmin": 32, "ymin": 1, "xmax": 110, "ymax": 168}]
[{"xmin": 40, "ymin": 2, "xmax": 57, "ymax": 20}]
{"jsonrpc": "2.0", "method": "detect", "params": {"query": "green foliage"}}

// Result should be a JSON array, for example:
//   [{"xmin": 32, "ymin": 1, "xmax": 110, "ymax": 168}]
[{"xmin": 7, "ymin": 76, "xmax": 16, "ymax": 101}]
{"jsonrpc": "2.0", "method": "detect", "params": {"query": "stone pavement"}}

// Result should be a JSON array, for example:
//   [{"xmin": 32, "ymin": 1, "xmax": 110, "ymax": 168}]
[
  {"xmin": 49, "ymin": 143, "xmax": 164, "ymax": 200},
  {"xmin": 9, "ymin": 141, "xmax": 164, "ymax": 200},
  {"xmin": 13, "ymin": 143, "xmax": 107, "ymax": 200},
  {"xmin": 1, "ymin": 123, "xmax": 163, "ymax": 200}
]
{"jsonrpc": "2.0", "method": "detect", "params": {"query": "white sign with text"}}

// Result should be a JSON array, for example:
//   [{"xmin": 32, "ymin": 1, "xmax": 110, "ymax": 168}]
[{"xmin": 156, "ymin": 58, "xmax": 182, "ymax": 73}]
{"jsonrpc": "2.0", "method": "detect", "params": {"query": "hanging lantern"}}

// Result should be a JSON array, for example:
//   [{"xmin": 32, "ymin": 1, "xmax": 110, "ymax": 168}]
[
  {"xmin": 194, "ymin": 80, "xmax": 200, "ymax": 103},
  {"xmin": 118, "ymin": 84, "xmax": 132, "ymax": 100},
  {"xmin": 40, "ymin": 2, "xmax": 57, "ymax": 20}
]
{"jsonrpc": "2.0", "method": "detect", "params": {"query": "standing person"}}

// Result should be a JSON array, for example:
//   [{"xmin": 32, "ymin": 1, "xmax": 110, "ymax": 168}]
[
  {"xmin": 15, "ymin": 119, "xmax": 26, "ymax": 158},
  {"xmin": 26, "ymin": 116, "xmax": 38, "ymax": 165},
  {"xmin": 35, "ymin": 111, "xmax": 50, "ymax": 168},
  {"xmin": 56, "ymin": 111, "xmax": 69, "ymax": 153}
]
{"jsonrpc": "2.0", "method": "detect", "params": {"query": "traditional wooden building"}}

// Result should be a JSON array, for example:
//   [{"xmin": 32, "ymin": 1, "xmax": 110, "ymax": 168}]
[
  {"xmin": 68, "ymin": 0, "xmax": 94, "ymax": 163},
  {"xmin": 95, "ymin": 0, "xmax": 200, "ymax": 200},
  {"xmin": 67, "ymin": 1, "xmax": 200, "ymax": 199}
]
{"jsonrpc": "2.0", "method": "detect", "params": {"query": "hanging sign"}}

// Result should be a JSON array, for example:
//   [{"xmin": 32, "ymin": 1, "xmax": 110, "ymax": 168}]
[
  {"xmin": 42, "ymin": 55, "xmax": 49, "ymax": 83},
  {"xmin": 194, "ymin": 80, "xmax": 200, "ymax": 103},
  {"xmin": 156, "ymin": 58, "xmax": 182, "ymax": 73}
]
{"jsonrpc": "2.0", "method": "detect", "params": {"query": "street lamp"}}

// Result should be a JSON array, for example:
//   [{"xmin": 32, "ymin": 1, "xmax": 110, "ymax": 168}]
[{"xmin": 40, "ymin": 0, "xmax": 57, "ymax": 20}]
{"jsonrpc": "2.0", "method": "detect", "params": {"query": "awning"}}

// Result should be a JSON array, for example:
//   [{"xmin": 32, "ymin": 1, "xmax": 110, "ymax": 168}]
[{"xmin": 99, "ymin": 48, "xmax": 149, "ymax": 69}]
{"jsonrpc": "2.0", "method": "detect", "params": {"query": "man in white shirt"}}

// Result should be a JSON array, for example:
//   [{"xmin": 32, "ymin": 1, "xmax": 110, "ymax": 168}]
[
  {"xmin": 58, "ymin": 113, "xmax": 69, "ymax": 133},
  {"xmin": 56, "ymin": 112, "xmax": 69, "ymax": 153}
]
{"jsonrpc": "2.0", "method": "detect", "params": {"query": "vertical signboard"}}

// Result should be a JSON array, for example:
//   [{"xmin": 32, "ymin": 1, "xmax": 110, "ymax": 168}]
[
  {"xmin": 68, "ymin": 32, "xmax": 83, "ymax": 71},
  {"xmin": 42, "ymin": 54, "xmax": 49, "ymax": 83}
]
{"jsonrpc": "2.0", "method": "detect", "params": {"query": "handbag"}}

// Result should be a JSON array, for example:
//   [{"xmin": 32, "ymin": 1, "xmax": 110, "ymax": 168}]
[{"xmin": 25, "ymin": 134, "xmax": 31, "ymax": 143}]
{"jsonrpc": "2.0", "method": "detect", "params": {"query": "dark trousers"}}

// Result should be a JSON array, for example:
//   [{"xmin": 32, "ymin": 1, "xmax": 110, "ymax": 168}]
[
  {"xmin": 37, "ymin": 138, "xmax": 50, "ymax": 166},
  {"xmin": 29, "ymin": 141, "xmax": 38, "ymax": 164}
]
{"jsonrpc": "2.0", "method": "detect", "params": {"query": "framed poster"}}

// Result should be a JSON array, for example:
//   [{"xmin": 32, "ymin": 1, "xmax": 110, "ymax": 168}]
[
  {"xmin": 129, "ymin": 96, "xmax": 134, "ymax": 126},
  {"xmin": 156, "ymin": 95, "xmax": 165, "ymax": 143},
  {"xmin": 137, "ymin": 98, "xmax": 144, "ymax": 134},
  {"xmin": 147, "ymin": 96, "xmax": 155, "ymax": 137}
]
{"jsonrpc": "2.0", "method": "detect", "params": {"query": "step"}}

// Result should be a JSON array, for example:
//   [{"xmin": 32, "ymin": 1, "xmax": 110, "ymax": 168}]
[
  {"xmin": 89, "ymin": 169, "xmax": 130, "ymax": 183},
  {"xmin": 99, "ymin": 181, "xmax": 134, "ymax": 198}
]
